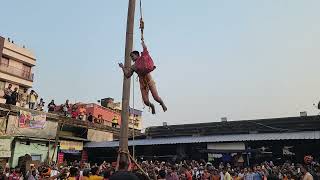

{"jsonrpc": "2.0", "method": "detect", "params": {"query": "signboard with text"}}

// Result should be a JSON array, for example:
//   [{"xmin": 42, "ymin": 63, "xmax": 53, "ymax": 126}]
[{"xmin": 60, "ymin": 141, "xmax": 83, "ymax": 151}]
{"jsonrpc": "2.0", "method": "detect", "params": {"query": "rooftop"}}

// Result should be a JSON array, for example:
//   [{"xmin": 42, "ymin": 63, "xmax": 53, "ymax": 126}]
[
  {"xmin": 85, "ymin": 130, "xmax": 320, "ymax": 148},
  {"xmin": 145, "ymin": 115, "xmax": 320, "ymax": 138}
]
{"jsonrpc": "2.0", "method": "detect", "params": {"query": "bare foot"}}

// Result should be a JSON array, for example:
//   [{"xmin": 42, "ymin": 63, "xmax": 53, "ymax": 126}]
[
  {"xmin": 161, "ymin": 103, "xmax": 167, "ymax": 112},
  {"xmin": 150, "ymin": 103, "xmax": 156, "ymax": 114}
]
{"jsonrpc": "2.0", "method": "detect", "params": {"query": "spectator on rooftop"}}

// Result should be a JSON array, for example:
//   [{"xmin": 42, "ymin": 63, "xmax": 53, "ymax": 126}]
[
  {"xmin": 36, "ymin": 98, "xmax": 45, "ymax": 111},
  {"xmin": 87, "ymin": 113, "xmax": 93, "ymax": 123},
  {"xmin": 19, "ymin": 88, "xmax": 28, "ymax": 108},
  {"xmin": 3, "ymin": 84, "xmax": 12, "ymax": 104},
  {"xmin": 71, "ymin": 104, "xmax": 78, "ymax": 119},
  {"xmin": 28, "ymin": 90, "xmax": 38, "ymax": 110},
  {"xmin": 112, "ymin": 116, "xmax": 118, "ymax": 128},
  {"xmin": 79, "ymin": 105, "xmax": 87, "ymax": 121},
  {"xmin": 47, "ymin": 100, "xmax": 56, "ymax": 112},
  {"xmin": 63, "ymin": 100, "xmax": 70, "ymax": 117},
  {"xmin": 10, "ymin": 87, "xmax": 19, "ymax": 106}
]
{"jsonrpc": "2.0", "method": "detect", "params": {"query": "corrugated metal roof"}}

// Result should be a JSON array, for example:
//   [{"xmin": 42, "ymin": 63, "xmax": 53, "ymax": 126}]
[{"xmin": 85, "ymin": 131, "xmax": 320, "ymax": 148}]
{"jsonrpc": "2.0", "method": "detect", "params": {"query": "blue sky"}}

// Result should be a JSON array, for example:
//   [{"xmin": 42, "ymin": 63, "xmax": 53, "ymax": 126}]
[{"xmin": 2, "ymin": 0, "xmax": 320, "ymax": 128}]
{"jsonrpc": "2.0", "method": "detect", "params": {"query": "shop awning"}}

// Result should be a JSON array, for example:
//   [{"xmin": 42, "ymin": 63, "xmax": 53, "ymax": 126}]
[{"xmin": 85, "ymin": 131, "xmax": 320, "ymax": 148}]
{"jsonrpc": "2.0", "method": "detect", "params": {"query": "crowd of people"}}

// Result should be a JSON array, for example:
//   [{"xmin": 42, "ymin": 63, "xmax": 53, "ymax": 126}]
[
  {"xmin": 0, "ymin": 157, "xmax": 318, "ymax": 180},
  {"xmin": 3, "ymin": 84, "xmax": 43, "ymax": 111},
  {"xmin": 2, "ymin": 84, "xmax": 119, "ymax": 127}
]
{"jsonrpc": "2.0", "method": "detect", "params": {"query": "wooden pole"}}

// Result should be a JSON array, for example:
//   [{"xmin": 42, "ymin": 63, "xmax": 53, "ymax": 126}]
[
  {"xmin": 51, "ymin": 122, "xmax": 62, "ymax": 163},
  {"xmin": 47, "ymin": 137, "xmax": 50, "ymax": 164},
  {"xmin": 119, "ymin": 0, "xmax": 136, "ymax": 164}
]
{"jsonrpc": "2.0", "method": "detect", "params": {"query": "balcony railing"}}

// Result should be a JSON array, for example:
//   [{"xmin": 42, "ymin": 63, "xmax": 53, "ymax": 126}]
[{"xmin": 0, "ymin": 63, "xmax": 34, "ymax": 81}]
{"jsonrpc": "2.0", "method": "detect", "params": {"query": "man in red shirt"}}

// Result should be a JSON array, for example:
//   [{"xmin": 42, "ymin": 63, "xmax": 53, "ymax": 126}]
[
  {"xmin": 181, "ymin": 165, "xmax": 192, "ymax": 180},
  {"xmin": 119, "ymin": 41, "xmax": 167, "ymax": 114}
]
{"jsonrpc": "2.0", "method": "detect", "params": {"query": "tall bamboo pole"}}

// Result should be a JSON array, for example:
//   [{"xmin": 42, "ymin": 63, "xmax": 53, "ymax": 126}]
[{"xmin": 119, "ymin": 0, "xmax": 136, "ymax": 164}]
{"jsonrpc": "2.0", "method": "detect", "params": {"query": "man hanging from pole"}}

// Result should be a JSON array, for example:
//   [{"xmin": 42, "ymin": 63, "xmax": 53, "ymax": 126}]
[{"xmin": 119, "ymin": 40, "xmax": 167, "ymax": 114}]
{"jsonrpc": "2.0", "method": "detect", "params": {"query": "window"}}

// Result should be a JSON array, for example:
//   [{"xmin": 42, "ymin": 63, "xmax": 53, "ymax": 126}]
[
  {"xmin": 0, "ymin": 57, "xmax": 9, "ymax": 66},
  {"xmin": 22, "ymin": 65, "xmax": 31, "ymax": 79},
  {"xmin": 31, "ymin": 154, "xmax": 42, "ymax": 161},
  {"xmin": 22, "ymin": 65, "xmax": 31, "ymax": 73}
]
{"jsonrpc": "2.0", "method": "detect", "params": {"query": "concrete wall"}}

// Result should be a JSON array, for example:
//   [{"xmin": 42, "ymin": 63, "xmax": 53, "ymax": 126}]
[
  {"xmin": 3, "ymin": 40, "xmax": 36, "ymax": 66},
  {"xmin": 8, "ymin": 59, "xmax": 23, "ymax": 70},
  {"xmin": 85, "ymin": 104, "xmax": 121, "ymax": 125},
  {"xmin": 87, "ymin": 129, "xmax": 113, "ymax": 142},
  {"xmin": 11, "ymin": 140, "xmax": 56, "ymax": 168},
  {"xmin": 0, "ymin": 71, "xmax": 33, "ymax": 87}
]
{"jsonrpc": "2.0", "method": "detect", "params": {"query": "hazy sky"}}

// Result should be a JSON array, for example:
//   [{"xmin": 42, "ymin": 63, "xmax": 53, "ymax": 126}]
[{"xmin": 2, "ymin": 0, "xmax": 320, "ymax": 128}]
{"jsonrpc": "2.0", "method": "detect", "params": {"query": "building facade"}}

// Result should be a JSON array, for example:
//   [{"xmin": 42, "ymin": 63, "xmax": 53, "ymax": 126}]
[
  {"xmin": 0, "ymin": 104, "xmax": 135, "ymax": 168},
  {"xmin": 85, "ymin": 101, "xmax": 143, "ymax": 130},
  {"xmin": 0, "ymin": 36, "xmax": 36, "ymax": 103}
]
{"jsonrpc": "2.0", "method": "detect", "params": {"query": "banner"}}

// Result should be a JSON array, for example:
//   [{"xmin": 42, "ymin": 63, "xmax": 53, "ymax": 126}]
[
  {"xmin": 57, "ymin": 153, "xmax": 64, "ymax": 164},
  {"xmin": 81, "ymin": 150, "xmax": 88, "ymax": 162},
  {"xmin": 19, "ymin": 110, "xmax": 46, "ymax": 129},
  {"xmin": 60, "ymin": 141, "xmax": 83, "ymax": 151}
]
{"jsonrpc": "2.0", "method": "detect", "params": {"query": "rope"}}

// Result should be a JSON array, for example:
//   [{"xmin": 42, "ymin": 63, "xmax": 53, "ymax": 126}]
[
  {"xmin": 138, "ymin": 0, "xmax": 151, "ymax": 113},
  {"xmin": 139, "ymin": 0, "xmax": 144, "ymax": 41},
  {"xmin": 132, "ymin": 73, "xmax": 135, "ymax": 160},
  {"xmin": 117, "ymin": 149, "xmax": 150, "ymax": 179}
]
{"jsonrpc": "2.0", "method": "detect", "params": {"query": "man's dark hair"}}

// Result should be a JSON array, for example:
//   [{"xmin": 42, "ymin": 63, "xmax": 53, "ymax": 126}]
[
  {"xmin": 82, "ymin": 169, "xmax": 90, "ymax": 177},
  {"xmin": 170, "ymin": 165, "xmax": 176, "ymax": 171},
  {"xmin": 91, "ymin": 166, "xmax": 99, "ymax": 175},
  {"xmin": 69, "ymin": 167, "xmax": 78, "ymax": 177},
  {"xmin": 131, "ymin": 51, "xmax": 140, "ymax": 56},
  {"xmin": 159, "ymin": 170, "xmax": 166, "ymax": 179}
]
